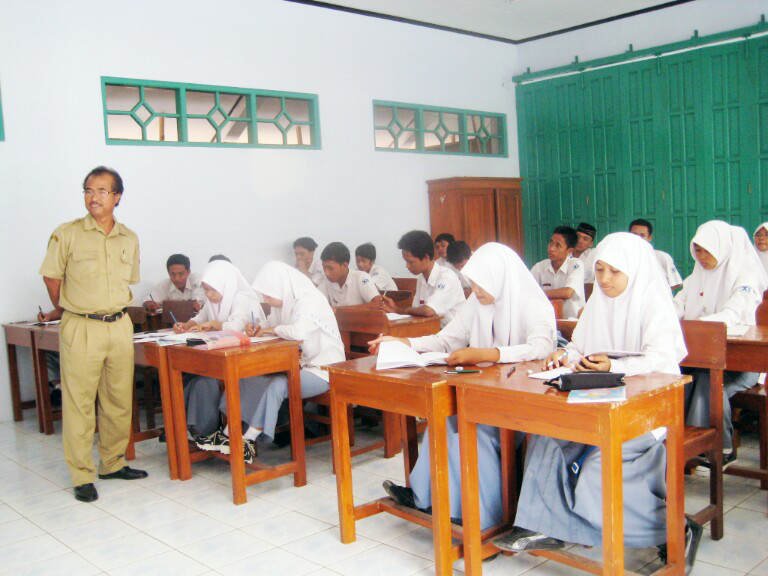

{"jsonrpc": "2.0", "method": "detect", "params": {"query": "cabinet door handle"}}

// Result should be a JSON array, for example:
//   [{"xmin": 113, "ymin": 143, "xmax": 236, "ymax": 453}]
[
  {"xmin": 662, "ymin": 189, "xmax": 665, "ymax": 201},
  {"xmin": 748, "ymin": 182, "xmax": 752, "ymax": 195}
]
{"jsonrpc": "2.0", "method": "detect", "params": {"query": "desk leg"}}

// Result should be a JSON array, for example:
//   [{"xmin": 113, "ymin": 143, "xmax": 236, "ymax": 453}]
[
  {"xmin": 170, "ymin": 367, "xmax": 192, "ymax": 481},
  {"xmin": 34, "ymin": 347, "xmax": 54, "ymax": 435},
  {"xmin": 457, "ymin": 389, "xmax": 482, "ymax": 576},
  {"xmin": 427, "ymin": 387, "xmax": 453, "ymax": 576},
  {"xmin": 7, "ymin": 344, "xmax": 23, "ymax": 422},
  {"xmin": 402, "ymin": 415, "xmax": 418, "ymax": 488},
  {"xmin": 500, "ymin": 428, "xmax": 516, "ymax": 524},
  {"xmin": 155, "ymin": 350, "xmax": 179, "ymax": 480},
  {"xmin": 288, "ymin": 351, "xmax": 307, "ymax": 487},
  {"xmin": 224, "ymin": 360, "xmax": 247, "ymax": 505},
  {"xmin": 331, "ymin": 389, "xmax": 355, "ymax": 543},
  {"xmin": 666, "ymin": 387, "xmax": 685, "ymax": 571},
  {"xmin": 601, "ymin": 415, "xmax": 624, "ymax": 575}
]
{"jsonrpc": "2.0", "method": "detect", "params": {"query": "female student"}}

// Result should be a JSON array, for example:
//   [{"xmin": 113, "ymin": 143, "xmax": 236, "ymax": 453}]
[
  {"xmin": 211, "ymin": 261, "xmax": 345, "ymax": 446},
  {"xmin": 370, "ymin": 242, "xmax": 557, "ymax": 530},
  {"xmin": 173, "ymin": 260, "xmax": 267, "ymax": 443},
  {"xmin": 754, "ymin": 222, "xmax": 768, "ymax": 275},
  {"xmin": 674, "ymin": 221, "xmax": 767, "ymax": 461},
  {"xmin": 495, "ymin": 233, "xmax": 698, "ymax": 567}
]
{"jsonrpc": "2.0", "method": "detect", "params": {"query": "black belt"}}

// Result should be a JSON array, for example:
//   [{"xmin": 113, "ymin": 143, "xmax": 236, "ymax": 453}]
[{"xmin": 73, "ymin": 308, "xmax": 127, "ymax": 322}]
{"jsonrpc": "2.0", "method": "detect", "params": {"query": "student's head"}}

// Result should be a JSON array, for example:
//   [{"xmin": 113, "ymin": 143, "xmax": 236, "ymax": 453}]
[
  {"xmin": 82, "ymin": 166, "xmax": 124, "ymax": 217},
  {"xmin": 320, "ymin": 242, "xmax": 351, "ymax": 284},
  {"xmin": 398, "ymin": 230, "xmax": 435, "ymax": 275},
  {"xmin": 548, "ymin": 226, "xmax": 577, "ymax": 263},
  {"xmin": 690, "ymin": 221, "xmax": 734, "ymax": 271},
  {"xmin": 592, "ymin": 233, "xmax": 659, "ymax": 298},
  {"xmin": 575, "ymin": 222, "xmax": 596, "ymax": 253},
  {"xmin": 166, "ymin": 254, "xmax": 191, "ymax": 291},
  {"xmin": 208, "ymin": 254, "xmax": 231, "ymax": 263},
  {"xmin": 355, "ymin": 243, "xmax": 376, "ymax": 273},
  {"xmin": 201, "ymin": 282, "xmax": 222, "ymax": 303},
  {"xmin": 594, "ymin": 261, "xmax": 629, "ymax": 298},
  {"xmin": 434, "ymin": 233, "xmax": 455, "ymax": 259},
  {"xmin": 446, "ymin": 241, "xmax": 472, "ymax": 270},
  {"xmin": 629, "ymin": 218, "xmax": 654, "ymax": 242},
  {"xmin": 293, "ymin": 236, "xmax": 318, "ymax": 267},
  {"xmin": 692, "ymin": 244, "xmax": 718, "ymax": 270},
  {"xmin": 755, "ymin": 224, "xmax": 768, "ymax": 252}
]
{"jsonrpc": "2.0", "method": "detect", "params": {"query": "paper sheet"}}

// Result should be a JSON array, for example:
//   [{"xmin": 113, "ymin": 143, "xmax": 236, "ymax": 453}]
[
  {"xmin": 527, "ymin": 366, "xmax": 572, "ymax": 380},
  {"xmin": 386, "ymin": 313, "xmax": 412, "ymax": 321}
]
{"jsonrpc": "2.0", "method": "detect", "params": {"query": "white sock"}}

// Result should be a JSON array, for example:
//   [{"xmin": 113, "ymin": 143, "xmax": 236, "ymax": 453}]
[
  {"xmin": 222, "ymin": 425, "xmax": 229, "ymax": 437},
  {"xmin": 243, "ymin": 426, "xmax": 262, "ymax": 441}
]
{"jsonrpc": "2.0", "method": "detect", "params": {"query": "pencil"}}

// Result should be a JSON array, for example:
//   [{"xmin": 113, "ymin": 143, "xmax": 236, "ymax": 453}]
[
  {"xmin": 38, "ymin": 305, "xmax": 43, "ymax": 317},
  {"xmin": 507, "ymin": 366, "xmax": 516, "ymax": 377},
  {"xmin": 169, "ymin": 310, "xmax": 179, "ymax": 325},
  {"xmin": 251, "ymin": 311, "xmax": 256, "ymax": 331}
]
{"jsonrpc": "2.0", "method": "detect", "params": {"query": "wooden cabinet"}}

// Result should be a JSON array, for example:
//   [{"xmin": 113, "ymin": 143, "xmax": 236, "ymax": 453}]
[{"xmin": 427, "ymin": 177, "xmax": 524, "ymax": 257}]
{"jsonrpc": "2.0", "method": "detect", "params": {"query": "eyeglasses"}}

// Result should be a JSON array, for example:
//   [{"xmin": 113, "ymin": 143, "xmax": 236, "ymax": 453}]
[{"xmin": 83, "ymin": 188, "xmax": 114, "ymax": 198}]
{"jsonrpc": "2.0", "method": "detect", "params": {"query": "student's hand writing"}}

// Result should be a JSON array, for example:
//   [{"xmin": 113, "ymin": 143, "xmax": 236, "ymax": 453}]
[
  {"xmin": 446, "ymin": 347, "xmax": 500, "ymax": 366},
  {"xmin": 143, "ymin": 301, "xmax": 159, "ymax": 312},
  {"xmin": 367, "ymin": 335, "xmax": 408, "ymax": 355},
  {"xmin": 255, "ymin": 326, "xmax": 276, "ymax": 337},
  {"xmin": 245, "ymin": 323, "xmax": 261, "ymax": 337},
  {"xmin": 543, "ymin": 348, "xmax": 569, "ymax": 370},
  {"xmin": 197, "ymin": 321, "xmax": 223, "ymax": 332},
  {"xmin": 174, "ymin": 321, "xmax": 196, "ymax": 334},
  {"xmin": 380, "ymin": 295, "xmax": 397, "ymax": 313},
  {"xmin": 573, "ymin": 354, "xmax": 611, "ymax": 372}
]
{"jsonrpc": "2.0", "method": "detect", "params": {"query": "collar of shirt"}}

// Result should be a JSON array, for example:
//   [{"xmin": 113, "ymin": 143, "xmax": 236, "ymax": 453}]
[
  {"xmin": 546, "ymin": 255, "xmax": 572, "ymax": 276},
  {"xmin": 426, "ymin": 262, "xmax": 442, "ymax": 287},
  {"xmin": 83, "ymin": 212, "xmax": 126, "ymax": 237}
]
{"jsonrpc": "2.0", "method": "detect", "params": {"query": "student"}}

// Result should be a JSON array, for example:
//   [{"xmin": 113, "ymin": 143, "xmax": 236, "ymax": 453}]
[
  {"xmin": 674, "ymin": 221, "xmax": 767, "ymax": 464},
  {"xmin": 208, "ymin": 254, "xmax": 231, "ymax": 263},
  {"xmin": 445, "ymin": 240, "xmax": 472, "ymax": 290},
  {"xmin": 573, "ymin": 222, "xmax": 597, "ymax": 282},
  {"xmin": 143, "ymin": 253, "xmax": 204, "ymax": 312},
  {"xmin": 355, "ymin": 242, "xmax": 397, "ymax": 291},
  {"xmin": 382, "ymin": 230, "xmax": 465, "ymax": 328},
  {"xmin": 433, "ymin": 232, "xmax": 455, "ymax": 266},
  {"xmin": 369, "ymin": 243, "xmax": 557, "ymax": 529},
  {"xmin": 172, "ymin": 260, "xmax": 267, "ymax": 450},
  {"xmin": 293, "ymin": 236, "xmax": 324, "ymax": 285},
  {"xmin": 495, "ymin": 233, "xmax": 701, "ymax": 570},
  {"xmin": 317, "ymin": 242, "xmax": 382, "ymax": 308},
  {"xmin": 754, "ymin": 222, "xmax": 768, "ymax": 275},
  {"xmin": 530, "ymin": 226, "xmax": 585, "ymax": 319},
  {"xmin": 200, "ymin": 262, "xmax": 344, "ymax": 452},
  {"xmin": 629, "ymin": 218, "xmax": 683, "ymax": 290}
]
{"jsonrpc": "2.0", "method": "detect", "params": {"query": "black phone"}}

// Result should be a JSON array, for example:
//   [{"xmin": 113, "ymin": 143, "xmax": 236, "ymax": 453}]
[{"xmin": 185, "ymin": 338, "xmax": 206, "ymax": 346}]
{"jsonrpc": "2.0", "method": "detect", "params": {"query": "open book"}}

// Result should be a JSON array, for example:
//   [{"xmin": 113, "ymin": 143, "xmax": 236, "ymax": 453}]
[{"xmin": 376, "ymin": 340, "xmax": 449, "ymax": 370}]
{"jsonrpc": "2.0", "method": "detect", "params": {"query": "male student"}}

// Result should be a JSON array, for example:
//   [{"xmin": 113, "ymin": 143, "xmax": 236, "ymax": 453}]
[
  {"xmin": 530, "ymin": 226, "xmax": 585, "ymax": 319},
  {"xmin": 355, "ymin": 242, "xmax": 397, "ymax": 291},
  {"xmin": 382, "ymin": 230, "xmax": 465, "ymax": 327},
  {"xmin": 573, "ymin": 222, "xmax": 597, "ymax": 283},
  {"xmin": 433, "ymin": 232, "xmax": 455, "ymax": 266},
  {"xmin": 318, "ymin": 242, "xmax": 382, "ymax": 308},
  {"xmin": 143, "ymin": 253, "xmax": 204, "ymax": 312},
  {"xmin": 446, "ymin": 240, "xmax": 472, "ymax": 290},
  {"xmin": 629, "ymin": 218, "xmax": 683, "ymax": 290},
  {"xmin": 293, "ymin": 236, "xmax": 324, "ymax": 285}
]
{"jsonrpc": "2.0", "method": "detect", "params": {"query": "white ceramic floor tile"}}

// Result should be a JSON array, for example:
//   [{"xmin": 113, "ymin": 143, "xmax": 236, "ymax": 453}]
[
  {"xmin": 14, "ymin": 552, "xmax": 101, "ymax": 576},
  {"xmin": 0, "ymin": 503, "xmax": 22, "ymax": 524},
  {"xmin": 389, "ymin": 527, "xmax": 438, "ymax": 560},
  {"xmin": 723, "ymin": 507, "xmax": 768, "ymax": 541},
  {"xmin": 696, "ymin": 531, "xmax": 768, "ymax": 573},
  {"xmin": 736, "ymin": 491, "xmax": 768, "ymax": 514},
  {"xmin": 688, "ymin": 560, "xmax": 746, "ymax": 575},
  {"xmin": 145, "ymin": 514, "xmax": 234, "ymax": 548},
  {"xmin": 8, "ymin": 488, "xmax": 77, "ymax": 516},
  {"xmin": 28, "ymin": 501, "xmax": 108, "ymax": 532},
  {"xmin": 0, "ymin": 475, "xmax": 62, "ymax": 502},
  {"xmin": 329, "ymin": 543, "xmax": 433, "ymax": 576},
  {"xmin": 114, "ymin": 498, "xmax": 199, "ymax": 530},
  {"xmin": 218, "ymin": 547, "xmax": 320, "ymax": 576},
  {"xmin": 0, "ymin": 534, "xmax": 72, "ymax": 574},
  {"xmin": 0, "ymin": 518, "xmax": 45, "ymax": 545},
  {"xmin": 52, "ymin": 516, "xmax": 138, "ymax": 550},
  {"xmin": 179, "ymin": 530, "xmax": 273, "ymax": 569},
  {"xmin": 283, "ymin": 527, "xmax": 378, "ymax": 565},
  {"xmin": 259, "ymin": 481, "xmax": 337, "ymax": 510},
  {"xmin": 108, "ymin": 550, "xmax": 210, "ymax": 576},
  {"xmin": 92, "ymin": 484, "xmax": 168, "ymax": 513},
  {"xmin": 751, "ymin": 557, "xmax": 768, "ymax": 576},
  {"xmin": 145, "ymin": 474, "xmax": 220, "ymax": 499},
  {"xmin": 453, "ymin": 549, "xmax": 547, "ymax": 575},
  {"xmin": 241, "ymin": 511, "xmax": 332, "ymax": 546},
  {"xmin": 352, "ymin": 511, "xmax": 420, "ymax": 543},
  {"xmin": 77, "ymin": 532, "xmax": 170, "ymax": 571}
]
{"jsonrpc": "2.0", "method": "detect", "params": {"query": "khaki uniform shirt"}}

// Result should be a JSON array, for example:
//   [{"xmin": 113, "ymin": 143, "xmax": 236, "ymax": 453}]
[{"xmin": 39, "ymin": 214, "xmax": 140, "ymax": 315}]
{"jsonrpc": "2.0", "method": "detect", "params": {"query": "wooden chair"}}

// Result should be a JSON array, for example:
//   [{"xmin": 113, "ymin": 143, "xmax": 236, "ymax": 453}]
[
  {"xmin": 160, "ymin": 300, "xmax": 197, "ymax": 328},
  {"xmin": 394, "ymin": 277, "xmax": 417, "ymax": 295},
  {"xmin": 728, "ymin": 291, "xmax": 768, "ymax": 490},
  {"xmin": 127, "ymin": 306, "xmax": 148, "ymax": 331},
  {"xmin": 584, "ymin": 282, "xmax": 594, "ymax": 301},
  {"xmin": 679, "ymin": 319, "xmax": 726, "ymax": 540},
  {"xmin": 556, "ymin": 319, "xmax": 577, "ymax": 342}
]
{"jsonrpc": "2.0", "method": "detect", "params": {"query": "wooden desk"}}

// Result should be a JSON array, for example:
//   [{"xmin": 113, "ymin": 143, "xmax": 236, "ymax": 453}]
[
  {"xmin": 455, "ymin": 362, "xmax": 690, "ymax": 576},
  {"xmin": 329, "ymin": 356, "xmax": 490, "ymax": 576},
  {"xmin": 3, "ymin": 323, "xmax": 44, "ymax": 425},
  {"xmin": 167, "ymin": 339, "xmax": 305, "ymax": 505},
  {"xmin": 726, "ymin": 325, "xmax": 768, "ymax": 373}
]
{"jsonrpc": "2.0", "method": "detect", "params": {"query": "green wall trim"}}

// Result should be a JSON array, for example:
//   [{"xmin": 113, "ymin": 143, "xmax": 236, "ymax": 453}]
[{"xmin": 514, "ymin": 16, "xmax": 767, "ymax": 83}]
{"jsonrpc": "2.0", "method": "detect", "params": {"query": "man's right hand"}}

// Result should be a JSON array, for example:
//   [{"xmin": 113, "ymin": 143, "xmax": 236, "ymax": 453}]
[{"xmin": 37, "ymin": 308, "xmax": 62, "ymax": 322}]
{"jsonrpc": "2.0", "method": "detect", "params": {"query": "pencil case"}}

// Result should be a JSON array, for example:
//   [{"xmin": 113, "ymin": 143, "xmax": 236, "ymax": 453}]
[{"xmin": 545, "ymin": 371, "xmax": 625, "ymax": 391}]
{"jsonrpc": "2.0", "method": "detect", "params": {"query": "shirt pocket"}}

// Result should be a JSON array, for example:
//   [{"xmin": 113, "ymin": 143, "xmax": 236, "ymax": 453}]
[
  {"xmin": 70, "ymin": 250, "xmax": 99, "ymax": 279},
  {"xmin": 116, "ymin": 245, "xmax": 136, "ymax": 283}
]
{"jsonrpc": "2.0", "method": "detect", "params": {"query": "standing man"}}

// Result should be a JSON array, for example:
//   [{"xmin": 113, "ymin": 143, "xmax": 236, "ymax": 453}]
[{"xmin": 39, "ymin": 166, "xmax": 147, "ymax": 503}]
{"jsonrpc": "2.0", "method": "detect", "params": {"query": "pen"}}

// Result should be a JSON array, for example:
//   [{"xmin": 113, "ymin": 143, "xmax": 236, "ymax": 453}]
[
  {"xmin": 507, "ymin": 366, "xmax": 516, "ymax": 377},
  {"xmin": 251, "ymin": 311, "xmax": 256, "ymax": 331},
  {"xmin": 38, "ymin": 305, "xmax": 43, "ymax": 317},
  {"xmin": 169, "ymin": 310, "xmax": 179, "ymax": 326},
  {"xmin": 150, "ymin": 295, "xmax": 158, "ymax": 307}
]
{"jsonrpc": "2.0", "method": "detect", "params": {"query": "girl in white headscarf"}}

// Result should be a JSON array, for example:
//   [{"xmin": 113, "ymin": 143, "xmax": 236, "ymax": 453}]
[
  {"xmin": 674, "ymin": 221, "xmax": 767, "ymax": 454},
  {"xmin": 754, "ymin": 222, "xmax": 768, "ymax": 276},
  {"xmin": 176, "ymin": 261, "xmax": 267, "ymax": 440},
  {"xmin": 370, "ymin": 243, "xmax": 557, "ymax": 530},
  {"xmin": 497, "ymin": 233, "xmax": 692, "ymax": 559},
  {"xmin": 210, "ymin": 261, "xmax": 345, "ymax": 446}
]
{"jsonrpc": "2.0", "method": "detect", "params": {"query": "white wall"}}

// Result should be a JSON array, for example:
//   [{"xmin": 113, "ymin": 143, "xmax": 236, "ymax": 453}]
[
  {"xmin": 515, "ymin": 0, "xmax": 767, "ymax": 76},
  {"xmin": 0, "ymin": 0, "xmax": 520, "ymax": 421}
]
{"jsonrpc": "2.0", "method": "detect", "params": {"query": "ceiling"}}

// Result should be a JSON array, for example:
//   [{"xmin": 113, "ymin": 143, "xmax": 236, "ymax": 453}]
[{"xmin": 287, "ymin": 0, "xmax": 695, "ymax": 43}]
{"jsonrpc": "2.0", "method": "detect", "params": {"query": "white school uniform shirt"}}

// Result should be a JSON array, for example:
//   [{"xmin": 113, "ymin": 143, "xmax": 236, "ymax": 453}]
[
  {"xmin": 577, "ymin": 248, "xmax": 596, "ymax": 283},
  {"xmin": 368, "ymin": 264, "xmax": 397, "ymax": 291},
  {"xmin": 412, "ymin": 262, "xmax": 466, "ymax": 328},
  {"xmin": 655, "ymin": 250, "xmax": 682, "ymax": 288},
  {"xmin": 530, "ymin": 254, "xmax": 585, "ymax": 319},
  {"xmin": 410, "ymin": 243, "xmax": 556, "ymax": 362},
  {"xmin": 143, "ymin": 272, "xmax": 204, "ymax": 304},
  {"xmin": 295, "ymin": 258, "xmax": 324, "ymax": 286},
  {"xmin": 446, "ymin": 262, "xmax": 471, "ymax": 290},
  {"xmin": 317, "ymin": 270, "xmax": 380, "ymax": 306}
]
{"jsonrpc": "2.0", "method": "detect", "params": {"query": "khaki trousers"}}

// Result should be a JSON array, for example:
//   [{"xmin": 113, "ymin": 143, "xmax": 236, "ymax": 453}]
[{"xmin": 60, "ymin": 311, "xmax": 134, "ymax": 486}]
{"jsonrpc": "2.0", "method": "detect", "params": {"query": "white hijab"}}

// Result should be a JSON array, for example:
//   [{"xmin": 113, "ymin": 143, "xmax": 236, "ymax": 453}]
[
  {"xmin": 572, "ymin": 232, "xmax": 686, "ymax": 372},
  {"xmin": 754, "ymin": 222, "xmax": 768, "ymax": 275},
  {"xmin": 681, "ymin": 221, "xmax": 768, "ymax": 322},
  {"xmin": 200, "ymin": 260, "xmax": 257, "ymax": 323},
  {"xmin": 459, "ymin": 242, "xmax": 554, "ymax": 348}
]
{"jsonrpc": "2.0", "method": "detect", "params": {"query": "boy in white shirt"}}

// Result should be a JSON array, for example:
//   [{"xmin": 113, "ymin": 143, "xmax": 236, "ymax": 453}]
[
  {"xmin": 143, "ymin": 254, "xmax": 204, "ymax": 312},
  {"xmin": 530, "ymin": 226, "xmax": 585, "ymax": 319},
  {"xmin": 293, "ymin": 237, "xmax": 324, "ymax": 285},
  {"xmin": 629, "ymin": 218, "xmax": 683, "ymax": 290},
  {"xmin": 446, "ymin": 240, "xmax": 472, "ymax": 291},
  {"xmin": 355, "ymin": 242, "xmax": 397, "ymax": 291},
  {"xmin": 434, "ymin": 232, "xmax": 454, "ymax": 267},
  {"xmin": 574, "ymin": 223, "xmax": 596, "ymax": 283},
  {"xmin": 383, "ymin": 230, "xmax": 465, "ymax": 327},
  {"xmin": 318, "ymin": 242, "xmax": 382, "ymax": 308}
]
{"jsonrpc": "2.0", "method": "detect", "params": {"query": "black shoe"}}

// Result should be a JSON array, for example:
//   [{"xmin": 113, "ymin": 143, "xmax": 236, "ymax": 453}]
[
  {"xmin": 98, "ymin": 466, "xmax": 148, "ymax": 480},
  {"xmin": 158, "ymin": 428, "xmax": 166, "ymax": 443},
  {"xmin": 685, "ymin": 519, "xmax": 703, "ymax": 574},
  {"xmin": 696, "ymin": 451, "xmax": 737, "ymax": 471},
  {"xmin": 493, "ymin": 526, "xmax": 564, "ymax": 552},
  {"xmin": 382, "ymin": 480, "xmax": 416, "ymax": 509},
  {"xmin": 74, "ymin": 483, "xmax": 98, "ymax": 502}
]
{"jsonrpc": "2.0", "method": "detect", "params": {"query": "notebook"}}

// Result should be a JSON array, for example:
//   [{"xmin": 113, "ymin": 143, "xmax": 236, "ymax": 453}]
[
  {"xmin": 375, "ymin": 340, "xmax": 449, "ymax": 370},
  {"xmin": 567, "ymin": 387, "xmax": 627, "ymax": 404}
]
